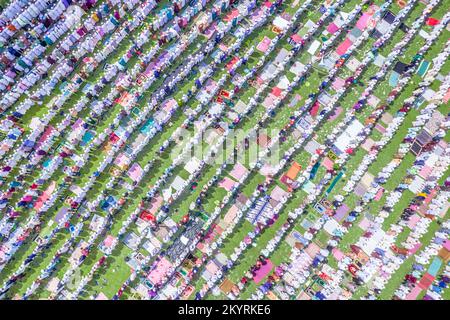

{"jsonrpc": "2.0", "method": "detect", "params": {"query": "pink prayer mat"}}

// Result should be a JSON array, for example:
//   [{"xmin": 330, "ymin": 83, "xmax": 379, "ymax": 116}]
[
  {"xmin": 72, "ymin": 118, "xmax": 84, "ymax": 130},
  {"xmin": 147, "ymin": 195, "xmax": 163, "ymax": 215},
  {"xmin": 438, "ymin": 140, "xmax": 448, "ymax": 149},
  {"xmin": 419, "ymin": 165, "xmax": 433, "ymax": 179},
  {"xmin": 250, "ymin": 7, "xmax": 264, "ymax": 22},
  {"xmin": 361, "ymin": 138, "xmax": 375, "ymax": 152},
  {"xmin": 34, "ymin": 181, "xmax": 56, "ymax": 210},
  {"xmin": 162, "ymin": 98, "xmax": 178, "ymax": 110},
  {"xmin": 443, "ymin": 240, "xmax": 450, "ymax": 251},
  {"xmin": 224, "ymin": 205, "xmax": 239, "ymax": 224},
  {"xmin": 336, "ymin": 38, "xmax": 353, "ymax": 55},
  {"xmin": 263, "ymin": 94, "xmax": 276, "ymax": 109},
  {"xmin": 367, "ymin": 95, "xmax": 380, "ymax": 107},
  {"xmin": 356, "ymin": 13, "xmax": 372, "ymax": 30},
  {"xmin": 443, "ymin": 88, "xmax": 450, "ymax": 103},
  {"xmin": 270, "ymin": 185, "xmax": 289, "ymax": 202},
  {"xmin": 290, "ymin": 33, "xmax": 302, "ymax": 44},
  {"xmin": 354, "ymin": 183, "xmax": 367, "ymax": 197},
  {"xmin": 205, "ymin": 261, "xmax": 219, "ymax": 274},
  {"xmin": 204, "ymin": 79, "xmax": 218, "ymax": 93},
  {"xmin": 226, "ymin": 56, "xmax": 240, "ymax": 71},
  {"xmin": 37, "ymin": 126, "xmax": 55, "ymax": 147},
  {"xmin": 253, "ymin": 260, "xmax": 273, "ymax": 284},
  {"xmin": 103, "ymin": 235, "xmax": 116, "ymax": 248},
  {"xmin": 408, "ymin": 243, "xmax": 422, "ymax": 255},
  {"xmin": 289, "ymin": 93, "xmax": 302, "ymax": 107},
  {"xmin": 334, "ymin": 204, "xmax": 349, "ymax": 221},
  {"xmin": 407, "ymin": 214, "xmax": 421, "ymax": 229},
  {"xmin": 374, "ymin": 188, "xmax": 384, "ymax": 201},
  {"xmin": 128, "ymin": 163, "xmax": 143, "ymax": 182},
  {"xmin": 271, "ymin": 86, "xmax": 282, "ymax": 97},
  {"xmin": 258, "ymin": 133, "xmax": 271, "ymax": 148},
  {"xmin": 332, "ymin": 77, "xmax": 345, "ymax": 90},
  {"xmin": 218, "ymin": 43, "xmax": 228, "ymax": 52},
  {"xmin": 305, "ymin": 242, "xmax": 321, "ymax": 258},
  {"xmin": 255, "ymin": 76, "xmax": 265, "ymax": 86},
  {"xmin": 229, "ymin": 162, "xmax": 248, "ymax": 181},
  {"xmin": 224, "ymin": 9, "xmax": 239, "ymax": 22},
  {"xmin": 424, "ymin": 188, "xmax": 438, "ymax": 204},
  {"xmin": 257, "ymin": 36, "xmax": 272, "ymax": 53},
  {"xmin": 116, "ymin": 92, "xmax": 133, "ymax": 107},
  {"xmin": 358, "ymin": 217, "xmax": 371, "ymax": 231},
  {"xmin": 95, "ymin": 292, "xmax": 109, "ymax": 300},
  {"xmin": 328, "ymin": 106, "xmax": 343, "ymax": 122},
  {"xmin": 264, "ymin": 1, "xmax": 273, "ymax": 8},
  {"xmin": 219, "ymin": 177, "xmax": 237, "ymax": 191},
  {"xmin": 203, "ymin": 22, "xmax": 217, "ymax": 38},
  {"xmin": 332, "ymin": 248, "xmax": 345, "ymax": 261},
  {"xmin": 322, "ymin": 157, "xmax": 334, "ymax": 170},
  {"xmin": 375, "ymin": 123, "xmax": 386, "ymax": 133},
  {"xmin": 327, "ymin": 22, "xmax": 339, "ymax": 34},
  {"xmin": 115, "ymin": 153, "xmax": 129, "ymax": 167},
  {"xmin": 147, "ymin": 257, "xmax": 172, "ymax": 285},
  {"xmin": 405, "ymin": 285, "xmax": 422, "ymax": 300},
  {"xmin": 310, "ymin": 102, "xmax": 320, "ymax": 117}
]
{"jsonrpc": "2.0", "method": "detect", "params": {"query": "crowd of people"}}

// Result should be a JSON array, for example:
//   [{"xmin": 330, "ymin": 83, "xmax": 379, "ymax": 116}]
[{"xmin": 0, "ymin": 0, "xmax": 448, "ymax": 301}]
